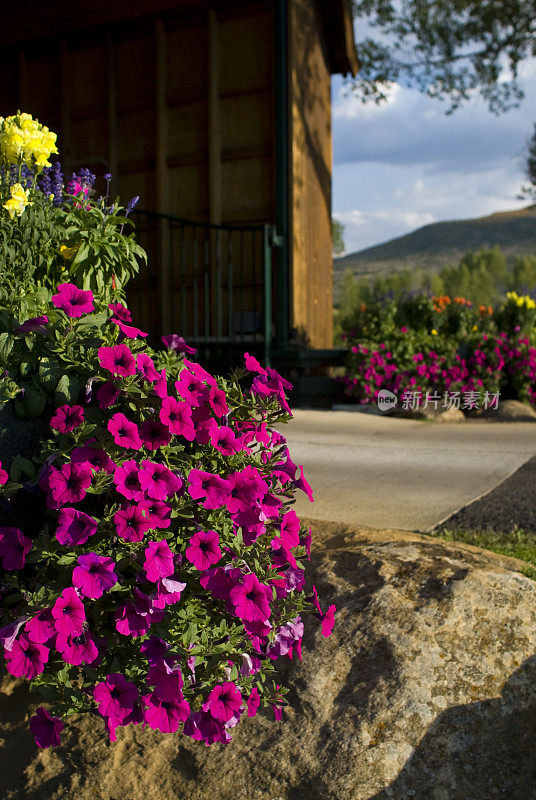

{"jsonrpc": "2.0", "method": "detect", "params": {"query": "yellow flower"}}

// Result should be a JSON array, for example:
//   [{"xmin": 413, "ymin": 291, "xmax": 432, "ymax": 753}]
[
  {"xmin": 60, "ymin": 244, "xmax": 79, "ymax": 261},
  {"xmin": 0, "ymin": 113, "xmax": 58, "ymax": 171},
  {"xmin": 472, "ymin": 325, "xmax": 478, "ymax": 331},
  {"xmin": 3, "ymin": 182, "xmax": 32, "ymax": 219},
  {"xmin": 431, "ymin": 329, "xmax": 438, "ymax": 335}
]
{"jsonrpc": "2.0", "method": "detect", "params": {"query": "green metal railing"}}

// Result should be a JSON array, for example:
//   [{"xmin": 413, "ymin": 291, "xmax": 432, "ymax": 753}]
[{"xmin": 130, "ymin": 210, "xmax": 282, "ymax": 367}]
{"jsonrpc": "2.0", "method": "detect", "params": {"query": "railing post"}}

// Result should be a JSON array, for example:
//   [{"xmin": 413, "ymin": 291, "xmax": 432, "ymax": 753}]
[{"xmin": 263, "ymin": 225, "xmax": 273, "ymax": 368}]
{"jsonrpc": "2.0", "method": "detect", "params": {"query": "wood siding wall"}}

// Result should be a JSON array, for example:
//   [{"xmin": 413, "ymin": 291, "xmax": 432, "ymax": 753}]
[{"xmin": 289, "ymin": 0, "xmax": 333, "ymax": 348}]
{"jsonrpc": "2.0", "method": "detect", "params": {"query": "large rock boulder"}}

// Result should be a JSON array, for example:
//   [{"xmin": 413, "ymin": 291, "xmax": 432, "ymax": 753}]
[{"xmin": 2, "ymin": 522, "xmax": 536, "ymax": 800}]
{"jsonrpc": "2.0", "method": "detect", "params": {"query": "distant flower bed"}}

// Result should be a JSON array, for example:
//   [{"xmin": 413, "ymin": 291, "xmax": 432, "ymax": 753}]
[
  {"xmin": 341, "ymin": 291, "xmax": 536, "ymax": 408},
  {"xmin": 0, "ymin": 113, "xmax": 334, "ymax": 750}
]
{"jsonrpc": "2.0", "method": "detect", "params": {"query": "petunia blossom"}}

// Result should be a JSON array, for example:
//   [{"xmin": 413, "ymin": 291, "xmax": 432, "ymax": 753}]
[
  {"xmin": 15, "ymin": 315, "xmax": 49, "ymax": 335},
  {"xmin": 139, "ymin": 419, "xmax": 171, "ymax": 450},
  {"xmin": 97, "ymin": 381, "xmax": 120, "ymax": 408},
  {"xmin": 4, "ymin": 634, "xmax": 49, "ymax": 679},
  {"xmin": 50, "ymin": 404, "xmax": 84, "ymax": 433},
  {"xmin": 29, "ymin": 707, "xmax": 64, "ymax": 748},
  {"xmin": 159, "ymin": 396, "xmax": 195, "ymax": 440},
  {"xmin": 113, "ymin": 459, "xmax": 145, "ymax": 500},
  {"xmin": 52, "ymin": 587, "xmax": 86, "ymax": 637},
  {"xmin": 71, "ymin": 443, "xmax": 115, "ymax": 473},
  {"xmin": 246, "ymin": 687, "xmax": 261, "ymax": 717},
  {"xmin": 144, "ymin": 689, "xmax": 190, "ymax": 733},
  {"xmin": 25, "ymin": 610, "xmax": 56, "ymax": 645},
  {"xmin": 98, "ymin": 343, "xmax": 136, "ymax": 377},
  {"xmin": 0, "ymin": 526, "xmax": 33, "ymax": 570},
  {"xmin": 139, "ymin": 460, "xmax": 182, "ymax": 501},
  {"xmin": 321, "ymin": 604, "xmax": 336, "ymax": 637},
  {"xmin": 93, "ymin": 673, "xmax": 138, "ymax": 722},
  {"xmin": 111, "ymin": 318, "xmax": 148, "ymax": 338},
  {"xmin": 230, "ymin": 573, "xmax": 271, "ymax": 622},
  {"xmin": 0, "ymin": 460, "xmax": 7, "ymax": 485},
  {"xmin": 72, "ymin": 553, "xmax": 118, "ymax": 599},
  {"xmin": 55, "ymin": 507, "xmax": 97, "ymax": 546},
  {"xmin": 203, "ymin": 682, "xmax": 242, "ymax": 723},
  {"xmin": 108, "ymin": 413, "xmax": 142, "ymax": 450},
  {"xmin": 56, "ymin": 629, "xmax": 99, "ymax": 665},
  {"xmin": 143, "ymin": 539, "xmax": 174, "ymax": 583},
  {"xmin": 187, "ymin": 469, "xmax": 230, "ymax": 510},
  {"xmin": 185, "ymin": 530, "xmax": 222, "ymax": 571},
  {"xmin": 48, "ymin": 462, "xmax": 92, "ymax": 506},
  {"xmin": 52, "ymin": 283, "xmax": 94, "ymax": 317},
  {"xmin": 161, "ymin": 334, "xmax": 196, "ymax": 354},
  {"xmin": 138, "ymin": 499, "xmax": 172, "ymax": 530},
  {"xmin": 136, "ymin": 353, "xmax": 160, "ymax": 382},
  {"xmin": 108, "ymin": 302, "xmax": 132, "ymax": 322},
  {"xmin": 114, "ymin": 506, "xmax": 152, "ymax": 542}
]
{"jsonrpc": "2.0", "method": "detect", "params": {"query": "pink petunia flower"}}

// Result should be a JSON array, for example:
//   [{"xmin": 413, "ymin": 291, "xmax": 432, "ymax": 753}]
[
  {"xmin": 55, "ymin": 507, "xmax": 97, "ymax": 546},
  {"xmin": 4, "ymin": 634, "xmax": 49, "ymax": 679},
  {"xmin": 203, "ymin": 682, "xmax": 242, "ymax": 723},
  {"xmin": 139, "ymin": 419, "xmax": 171, "ymax": 450},
  {"xmin": 30, "ymin": 707, "xmax": 64, "ymax": 748},
  {"xmin": 136, "ymin": 353, "xmax": 160, "ymax": 382},
  {"xmin": 114, "ymin": 589, "xmax": 165, "ymax": 637},
  {"xmin": 113, "ymin": 459, "xmax": 145, "ymax": 501},
  {"xmin": 138, "ymin": 499, "xmax": 172, "ymax": 529},
  {"xmin": 93, "ymin": 673, "xmax": 138, "ymax": 722},
  {"xmin": 114, "ymin": 506, "xmax": 152, "ymax": 542},
  {"xmin": 321, "ymin": 604, "xmax": 336, "ymax": 637},
  {"xmin": 52, "ymin": 283, "xmax": 94, "ymax": 318},
  {"xmin": 72, "ymin": 553, "xmax": 118, "ymax": 599},
  {"xmin": 139, "ymin": 460, "xmax": 182, "ymax": 501},
  {"xmin": 52, "ymin": 587, "xmax": 86, "ymax": 637},
  {"xmin": 108, "ymin": 413, "xmax": 142, "ymax": 450},
  {"xmin": 48, "ymin": 463, "xmax": 92, "ymax": 506},
  {"xmin": 25, "ymin": 610, "xmax": 56, "ymax": 645},
  {"xmin": 244, "ymin": 352, "xmax": 267, "ymax": 375},
  {"xmin": 0, "ymin": 460, "xmax": 7, "ymax": 484},
  {"xmin": 50, "ymin": 404, "xmax": 84, "ymax": 433},
  {"xmin": 209, "ymin": 425, "xmax": 239, "ymax": 455},
  {"xmin": 108, "ymin": 302, "xmax": 132, "ymax": 322},
  {"xmin": 187, "ymin": 469, "xmax": 231, "ymax": 510},
  {"xmin": 98, "ymin": 344, "xmax": 136, "ymax": 377},
  {"xmin": 152, "ymin": 576, "xmax": 186, "ymax": 608},
  {"xmin": 143, "ymin": 539, "xmax": 174, "ymax": 583},
  {"xmin": 15, "ymin": 315, "xmax": 49, "ymax": 335},
  {"xmin": 56, "ymin": 630, "xmax": 99, "ymax": 665},
  {"xmin": 230, "ymin": 573, "xmax": 271, "ymax": 622},
  {"xmin": 185, "ymin": 530, "xmax": 222, "ymax": 571},
  {"xmin": 71, "ymin": 444, "xmax": 115, "ymax": 473},
  {"xmin": 246, "ymin": 686, "xmax": 261, "ymax": 717},
  {"xmin": 111, "ymin": 318, "xmax": 148, "ymax": 338},
  {"xmin": 159, "ymin": 396, "xmax": 195, "ymax": 440},
  {"xmin": 161, "ymin": 334, "xmax": 196, "ymax": 354},
  {"xmin": 208, "ymin": 386, "xmax": 229, "ymax": 418},
  {"xmin": 144, "ymin": 689, "xmax": 190, "ymax": 733},
  {"xmin": 97, "ymin": 381, "xmax": 120, "ymax": 408},
  {"xmin": 0, "ymin": 527, "xmax": 33, "ymax": 570}
]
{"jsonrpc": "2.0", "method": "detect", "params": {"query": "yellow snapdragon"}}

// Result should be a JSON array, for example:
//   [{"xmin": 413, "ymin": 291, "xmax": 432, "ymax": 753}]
[
  {"xmin": 0, "ymin": 112, "xmax": 58, "ymax": 171},
  {"xmin": 506, "ymin": 291, "xmax": 536, "ymax": 310},
  {"xmin": 3, "ymin": 182, "xmax": 32, "ymax": 219}
]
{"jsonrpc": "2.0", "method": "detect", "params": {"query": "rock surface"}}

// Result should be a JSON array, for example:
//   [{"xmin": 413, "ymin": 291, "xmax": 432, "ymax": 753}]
[
  {"xmin": 478, "ymin": 398, "xmax": 536, "ymax": 422},
  {"xmin": 2, "ymin": 521, "xmax": 536, "ymax": 800}
]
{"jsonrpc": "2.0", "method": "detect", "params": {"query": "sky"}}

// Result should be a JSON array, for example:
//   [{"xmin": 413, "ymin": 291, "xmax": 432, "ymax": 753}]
[{"xmin": 331, "ymin": 60, "xmax": 536, "ymax": 254}]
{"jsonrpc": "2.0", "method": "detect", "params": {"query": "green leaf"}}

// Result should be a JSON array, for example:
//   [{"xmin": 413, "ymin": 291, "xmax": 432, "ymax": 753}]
[{"xmin": 55, "ymin": 374, "xmax": 80, "ymax": 405}]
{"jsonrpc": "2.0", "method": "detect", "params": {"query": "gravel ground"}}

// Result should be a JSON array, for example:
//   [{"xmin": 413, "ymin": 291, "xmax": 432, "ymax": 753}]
[{"xmin": 438, "ymin": 455, "xmax": 536, "ymax": 534}]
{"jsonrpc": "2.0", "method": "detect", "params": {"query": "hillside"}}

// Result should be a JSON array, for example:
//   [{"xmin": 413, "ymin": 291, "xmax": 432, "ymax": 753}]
[{"xmin": 334, "ymin": 205, "xmax": 536, "ymax": 291}]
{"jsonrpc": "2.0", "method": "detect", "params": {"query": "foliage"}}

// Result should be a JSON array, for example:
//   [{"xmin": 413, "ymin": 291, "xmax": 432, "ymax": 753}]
[
  {"xmin": 430, "ymin": 527, "xmax": 536, "ymax": 581},
  {"xmin": 0, "ymin": 113, "xmax": 334, "ymax": 750},
  {"xmin": 519, "ymin": 121, "xmax": 536, "ymax": 201},
  {"xmin": 332, "ymin": 217, "xmax": 346, "ymax": 256},
  {"xmin": 350, "ymin": 0, "xmax": 536, "ymax": 114}
]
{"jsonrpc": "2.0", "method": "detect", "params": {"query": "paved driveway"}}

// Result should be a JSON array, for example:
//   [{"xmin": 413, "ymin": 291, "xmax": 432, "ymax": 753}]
[{"xmin": 282, "ymin": 410, "xmax": 536, "ymax": 531}]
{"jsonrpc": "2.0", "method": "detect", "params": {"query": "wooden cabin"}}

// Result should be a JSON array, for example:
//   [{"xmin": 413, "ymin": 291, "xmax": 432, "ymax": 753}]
[{"xmin": 0, "ymin": 0, "xmax": 358, "ymax": 368}]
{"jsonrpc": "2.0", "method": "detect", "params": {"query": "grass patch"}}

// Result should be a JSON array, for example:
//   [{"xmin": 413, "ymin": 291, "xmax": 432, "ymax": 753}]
[{"xmin": 430, "ymin": 527, "xmax": 536, "ymax": 580}]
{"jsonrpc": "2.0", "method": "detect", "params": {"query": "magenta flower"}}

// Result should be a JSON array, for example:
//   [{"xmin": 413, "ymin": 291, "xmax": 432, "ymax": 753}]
[
  {"xmin": 111, "ymin": 318, "xmax": 148, "ymax": 338},
  {"xmin": 139, "ymin": 419, "xmax": 171, "ymax": 450},
  {"xmin": 208, "ymin": 386, "xmax": 229, "ymax": 418},
  {"xmin": 52, "ymin": 283, "xmax": 94, "ymax": 317},
  {"xmin": 114, "ymin": 589, "xmax": 165, "ymax": 636},
  {"xmin": 97, "ymin": 381, "xmax": 120, "ymax": 408},
  {"xmin": 56, "ymin": 630, "xmax": 99, "ymax": 665},
  {"xmin": 244, "ymin": 352, "xmax": 267, "ymax": 375},
  {"xmin": 144, "ymin": 689, "xmax": 190, "ymax": 733},
  {"xmin": 114, "ymin": 506, "xmax": 152, "ymax": 541},
  {"xmin": 108, "ymin": 302, "xmax": 132, "ymax": 322},
  {"xmin": 52, "ymin": 587, "xmax": 86, "ymax": 637},
  {"xmin": 0, "ymin": 526, "xmax": 33, "ymax": 570},
  {"xmin": 161, "ymin": 334, "xmax": 196, "ymax": 354},
  {"xmin": 15, "ymin": 315, "xmax": 49, "ymax": 335},
  {"xmin": 187, "ymin": 469, "xmax": 231, "ymax": 510},
  {"xmin": 321, "ymin": 604, "xmax": 336, "ymax": 637},
  {"xmin": 247, "ymin": 687, "xmax": 261, "ymax": 717},
  {"xmin": 25, "ymin": 610, "xmax": 56, "ymax": 645},
  {"xmin": 159, "ymin": 396, "xmax": 195, "ymax": 440},
  {"xmin": 71, "ymin": 443, "xmax": 115, "ymax": 473},
  {"xmin": 50, "ymin": 404, "xmax": 84, "ymax": 433},
  {"xmin": 203, "ymin": 682, "xmax": 242, "ymax": 723},
  {"xmin": 72, "ymin": 553, "xmax": 118, "ymax": 599},
  {"xmin": 143, "ymin": 539, "xmax": 174, "ymax": 583},
  {"xmin": 185, "ymin": 530, "xmax": 222, "ymax": 571},
  {"xmin": 153, "ymin": 576, "xmax": 186, "ymax": 608},
  {"xmin": 139, "ymin": 460, "xmax": 182, "ymax": 501},
  {"xmin": 55, "ymin": 507, "xmax": 97, "ymax": 546},
  {"xmin": 210, "ymin": 425, "xmax": 239, "ymax": 455},
  {"xmin": 108, "ymin": 412, "xmax": 142, "ymax": 450},
  {"xmin": 30, "ymin": 707, "xmax": 64, "ymax": 748},
  {"xmin": 138, "ymin": 499, "xmax": 172, "ymax": 529},
  {"xmin": 93, "ymin": 673, "xmax": 138, "ymax": 722},
  {"xmin": 136, "ymin": 353, "xmax": 160, "ymax": 382},
  {"xmin": 113, "ymin": 459, "xmax": 144, "ymax": 500},
  {"xmin": 98, "ymin": 344, "xmax": 136, "ymax": 377},
  {"xmin": 0, "ymin": 460, "xmax": 7, "ymax": 485},
  {"xmin": 4, "ymin": 634, "xmax": 49, "ymax": 679},
  {"xmin": 48, "ymin": 462, "xmax": 92, "ymax": 505},
  {"xmin": 230, "ymin": 574, "xmax": 271, "ymax": 622}
]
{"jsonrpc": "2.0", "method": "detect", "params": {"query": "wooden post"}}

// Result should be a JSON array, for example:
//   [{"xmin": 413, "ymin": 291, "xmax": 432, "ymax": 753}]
[
  {"xmin": 207, "ymin": 7, "xmax": 222, "ymax": 225},
  {"xmin": 154, "ymin": 18, "xmax": 171, "ymax": 333},
  {"xmin": 106, "ymin": 30, "xmax": 118, "ymax": 187}
]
